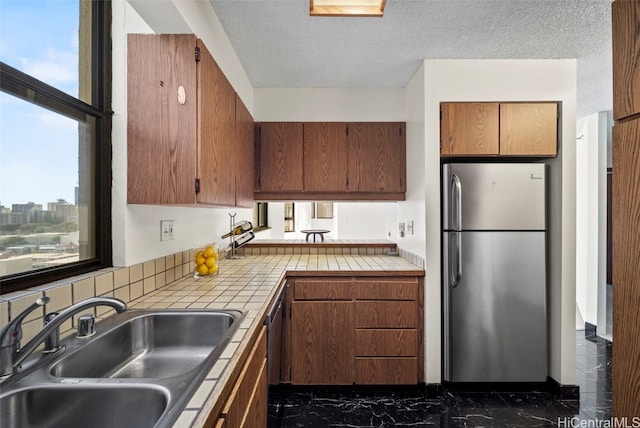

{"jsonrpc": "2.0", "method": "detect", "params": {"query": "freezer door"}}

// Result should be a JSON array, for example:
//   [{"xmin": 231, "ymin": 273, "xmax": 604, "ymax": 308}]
[
  {"xmin": 443, "ymin": 231, "xmax": 547, "ymax": 382},
  {"xmin": 443, "ymin": 163, "xmax": 546, "ymax": 231}
]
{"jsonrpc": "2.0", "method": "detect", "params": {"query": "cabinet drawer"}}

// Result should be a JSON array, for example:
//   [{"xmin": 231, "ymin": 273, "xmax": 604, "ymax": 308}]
[
  {"xmin": 355, "ymin": 358, "xmax": 418, "ymax": 384},
  {"xmin": 355, "ymin": 301, "xmax": 418, "ymax": 328},
  {"xmin": 221, "ymin": 327, "xmax": 267, "ymax": 427},
  {"xmin": 354, "ymin": 280, "xmax": 417, "ymax": 300},
  {"xmin": 355, "ymin": 329, "xmax": 417, "ymax": 357},
  {"xmin": 294, "ymin": 279, "xmax": 352, "ymax": 300}
]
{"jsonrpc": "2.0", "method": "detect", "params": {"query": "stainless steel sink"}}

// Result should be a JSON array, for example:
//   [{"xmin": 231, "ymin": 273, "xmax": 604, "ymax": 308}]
[
  {"xmin": 0, "ymin": 309, "xmax": 245, "ymax": 428},
  {"xmin": 51, "ymin": 311, "xmax": 238, "ymax": 378},
  {"xmin": 1, "ymin": 385, "xmax": 168, "ymax": 428}
]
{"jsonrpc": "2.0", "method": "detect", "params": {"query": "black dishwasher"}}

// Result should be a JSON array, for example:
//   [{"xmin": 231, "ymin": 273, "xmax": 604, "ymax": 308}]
[{"xmin": 264, "ymin": 285, "xmax": 285, "ymax": 385}]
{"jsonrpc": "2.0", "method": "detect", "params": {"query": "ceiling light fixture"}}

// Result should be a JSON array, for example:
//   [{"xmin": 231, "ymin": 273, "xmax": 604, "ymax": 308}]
[{"xmin": 310, "ymin": 0, "xmax": 386, "ymax": 17}]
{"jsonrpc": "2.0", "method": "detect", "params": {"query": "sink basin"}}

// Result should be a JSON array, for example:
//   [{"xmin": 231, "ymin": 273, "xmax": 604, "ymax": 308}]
[
  {"xmin": 2, "ymin": 309, "xmax": 244, "ymax": 428},
  {"xmin": 51, "ymin": 311, "xmax": 239, "ymax": 379},
  {"xmin": 0, "ymin": 385, "xmax": 168, "ymax": 428}
]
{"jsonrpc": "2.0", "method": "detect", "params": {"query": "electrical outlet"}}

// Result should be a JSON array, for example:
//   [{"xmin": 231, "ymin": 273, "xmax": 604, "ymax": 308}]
[
  {"xmin": 161, "ymin": 220, "xmax": 174, "ymax": 241},
  {"xmin": 407, "ymin": 220, "xmax": 414, "ymax": 235}
]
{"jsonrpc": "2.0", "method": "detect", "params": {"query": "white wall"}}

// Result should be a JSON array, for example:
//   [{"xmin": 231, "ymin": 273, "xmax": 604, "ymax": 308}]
[
  {"xmin": 254, "ymin": 88, "xmax": 405, "ymax": 122},
  {"xmin": 411, "ymin": 59, "xmax": 577, "ymax": 385},
  {"xmin": 576, "ymin": 111, "xmax": 610, "ymax": 339},
  {"xmin": 111, "ymin": 0, "xmax": 254, "ymax": 266},
  {"xmin": 335, "ymin": 203, "xmax": 396, "ymax": 239},
  {"xmin": 399, "ymin": 63, "xmax": 434, "ymax": 380},
  {"xmin": 576, "ymin": 112, "xmax": 608, "ymax": 328}
]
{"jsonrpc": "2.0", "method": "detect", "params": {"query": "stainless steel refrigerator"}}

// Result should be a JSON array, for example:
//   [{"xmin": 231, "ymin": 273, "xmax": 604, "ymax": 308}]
[{"xmin": 442, "ymin": 163, "xmax": 548, "ymax": 382}]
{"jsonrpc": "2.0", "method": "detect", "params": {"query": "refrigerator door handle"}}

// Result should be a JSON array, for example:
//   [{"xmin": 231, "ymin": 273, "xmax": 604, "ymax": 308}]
[
  {"xmin": 450, "ymin": 174, "xmax": 462, "ymax": 287},
  {"xmin": 451, "ymin": 174, "xmax": 462, "ymax": 231},
  {"xmin": 450, "ymin": 232, "xmax": 462, "ymax": 288}
]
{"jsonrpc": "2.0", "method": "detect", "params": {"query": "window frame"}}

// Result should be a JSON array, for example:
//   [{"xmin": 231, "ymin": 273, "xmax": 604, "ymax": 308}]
[{"xmin": 0, "ymin": 0, "xmax": 112, "ymax": 294}]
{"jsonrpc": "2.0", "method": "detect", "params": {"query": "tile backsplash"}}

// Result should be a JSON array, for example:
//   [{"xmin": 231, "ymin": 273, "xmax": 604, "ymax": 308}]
[{"xmin": 0, "ymin": 249, "xmax": 196, "ymax": 344}]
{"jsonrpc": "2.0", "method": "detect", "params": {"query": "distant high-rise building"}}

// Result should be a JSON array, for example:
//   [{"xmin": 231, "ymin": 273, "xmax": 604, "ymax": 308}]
[{"xmin": 48, "ymin": 200, "xmax": 78, "ymax": 223}]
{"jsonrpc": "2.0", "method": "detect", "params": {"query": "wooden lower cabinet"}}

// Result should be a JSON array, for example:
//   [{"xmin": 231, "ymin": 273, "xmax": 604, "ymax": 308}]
[
  {"xmin": 216, "ymin": 327, "xmax": 267, "ymax": 428},
  {"xmin": 286, "ymin": 276, "xmax": 422, "ymax": 386},
  {"xmin": 355, "ymin": 358, "xmax": 418, "ymax": 385},
  {"xmin": 355, "ymin": 329, "xmax": 418, "ymax": 356},
  {"xmin": 355, "ymin": 301, "xmax": 419, "ymax": 328},
  {"xmin": 290, "ymin": 301, "xmax": 354, "ymax": 385}
]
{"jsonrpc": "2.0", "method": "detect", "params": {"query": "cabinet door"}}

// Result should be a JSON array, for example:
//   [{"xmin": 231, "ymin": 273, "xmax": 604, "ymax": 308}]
[
  {"xmin": 499, "ymin": 103, "xmax": 557, "ymax": 156},
  {"xmin": 221, "ymin": 327, "xmax": 267, "ymax": 427},
  {"xmin": 612, "ymin": 118, "xmax": 640, "ymax": 418},
  {"xmin": 291, "ymin": 301, "xmax": 354, "ymax": 384},
  {"xmin": 235, "ymin": 94, "xmax": 254, "ymax": 208},
  {"xmin": 440, "ymin": 103, "xmax": 499, "ymax": 156},
  {"xmin": 197, "ymin": 40, "xmax": 236, "ymax": 205},
  {"xmin": 347, "ymin": 123, "xmax": 406, "ymax": 192},
  {"xmin": 127, "ymin": 34, "xmax": 197, "ymax": 204},
  {"xmin": 240, "ymin": 359, "xmax": 267, "ymax": 427},
  {"xmin": 612, "ymin": 1, "xmax": 640, "ymax": 120},
  {"xmin": 258, "ymin": 122, "xmax": 304, "ymax": 192},
  {"xmin": 303, "ymin": 122, "xmax": 348, "ymax": 192}
]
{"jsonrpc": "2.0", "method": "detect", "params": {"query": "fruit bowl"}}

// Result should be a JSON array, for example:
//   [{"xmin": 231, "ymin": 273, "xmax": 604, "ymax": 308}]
[{"xmin": 194, "ymin": 245, "xmax": 219, "ymax": 277}]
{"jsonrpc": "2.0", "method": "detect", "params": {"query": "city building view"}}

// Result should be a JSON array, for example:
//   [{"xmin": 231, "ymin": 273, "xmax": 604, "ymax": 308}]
[{"xmin": 0, "ymin": 194, "xmax": 79, "ymax": 276}]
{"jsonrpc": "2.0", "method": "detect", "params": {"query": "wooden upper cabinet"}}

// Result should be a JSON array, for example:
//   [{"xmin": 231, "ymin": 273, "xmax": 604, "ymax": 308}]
[
  {"xmin": 347, "ymin": 122, "xmax": 406, "ymax": 192},
  {"xmin": 440, "ymin": 102, "xmax": 557, "ymax": 157},
  {"xmin": 128, "ymin": 34, "xmax": 198, "ymax": 205},
  {"xmin": 196, "ymin": 40, "xmax": 236, "ymax": 206},
  {"xmin": 255, "ymin": 121, "xmax": 406, "ymax": 199},
  {"xmin": 128, "ymin": 34, "xmax": 251, "ymax": 207},
  {"xmin": 258, "ymin": 122, "xmax": 304, "ymax": 192},
  {"xmin": 235, "ymin": 94, "xmax": 254, "ymax": 208},
  {"xmin": 612, "ymin": 0, "xmax": 640, "ymax": 120},
  {"xmin": 500, "ymin": 103, "xmax": 557, "ymax": 156},
  {"xmin": 440, "ymin": 103, "xmax": 499, "ymax": 156},
  {"xmin": 303, "ymin": 122, "xmax": 348, "ymax": 192}
]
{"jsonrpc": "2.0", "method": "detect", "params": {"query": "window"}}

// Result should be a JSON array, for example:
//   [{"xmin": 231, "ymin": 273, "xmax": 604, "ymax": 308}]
[
  {"xmin": 253, "ymin": 202, "xmax": 269, "ymax": 230},
  {"xmin": 284, "ymin": 203, "xmax": 295, "ymax": 232},
  {"xmin": 312, "ymin": 202, "xmax": 334, "ymax": 219},
  {"xmin": 0, "ymin": 0, "xmax": 112, "ymax": 294}
]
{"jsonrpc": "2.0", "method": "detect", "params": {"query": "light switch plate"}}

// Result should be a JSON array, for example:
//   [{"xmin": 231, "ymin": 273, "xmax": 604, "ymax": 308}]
[
  {"xmin": 161, "ymin": 220, "xmax": 174, "ymax": 241},
  {"xmin": 407, "ymin": 220, "xmax": 414, "ymax": 235}
]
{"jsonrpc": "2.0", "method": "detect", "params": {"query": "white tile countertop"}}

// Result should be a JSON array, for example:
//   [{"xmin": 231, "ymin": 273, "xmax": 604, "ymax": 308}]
[{"xmin": 125, "ymin": 253, "xmax": 424, "ymax": 427}]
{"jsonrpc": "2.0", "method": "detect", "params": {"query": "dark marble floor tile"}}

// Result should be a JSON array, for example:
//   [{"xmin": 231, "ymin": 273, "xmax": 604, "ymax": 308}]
[
  {"xmin": 268, "ymin": 334, "xmax": 612, "ymax": 427},
  {"xmin": 579, "ymin": 392, "xmax": 612, "ymax": 420},
  {"xmin": 268, "ymin": 387, "xmax": 444, "ymax": 428}
]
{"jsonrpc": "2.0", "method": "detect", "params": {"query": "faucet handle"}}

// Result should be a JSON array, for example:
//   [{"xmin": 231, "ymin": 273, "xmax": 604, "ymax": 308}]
[
  {"xmin": 0, "ymin": 296, "xmax": 50, "ymax": 377},
  {"xmin": 43, "ymin": 312, "xmax": 63, "ymax": 354},
  {"xmin": 77, "ymin": 314, "xmax": 96, "ymax": 338},
  {"xmin": 0, "ymin": 297, "xmax": 50, "ymax": 349}
]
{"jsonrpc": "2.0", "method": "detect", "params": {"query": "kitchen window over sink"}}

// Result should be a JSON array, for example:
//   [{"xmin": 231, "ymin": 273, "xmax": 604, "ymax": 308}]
[{"xmin": 0, "ymin": 0, "xmax": 112, "ymax": 293}]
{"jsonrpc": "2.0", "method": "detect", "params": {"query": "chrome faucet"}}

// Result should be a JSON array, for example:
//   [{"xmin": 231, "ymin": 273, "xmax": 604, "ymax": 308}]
[{"xmin": 0, "ymin": 296, "xmax": 127, "ymax": 378}]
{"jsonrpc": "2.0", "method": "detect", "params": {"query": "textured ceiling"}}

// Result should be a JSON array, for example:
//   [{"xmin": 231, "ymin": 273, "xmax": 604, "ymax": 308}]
[{"xmin": 209, "ymin": 0, "xmax": 613, "ymax": 118}]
